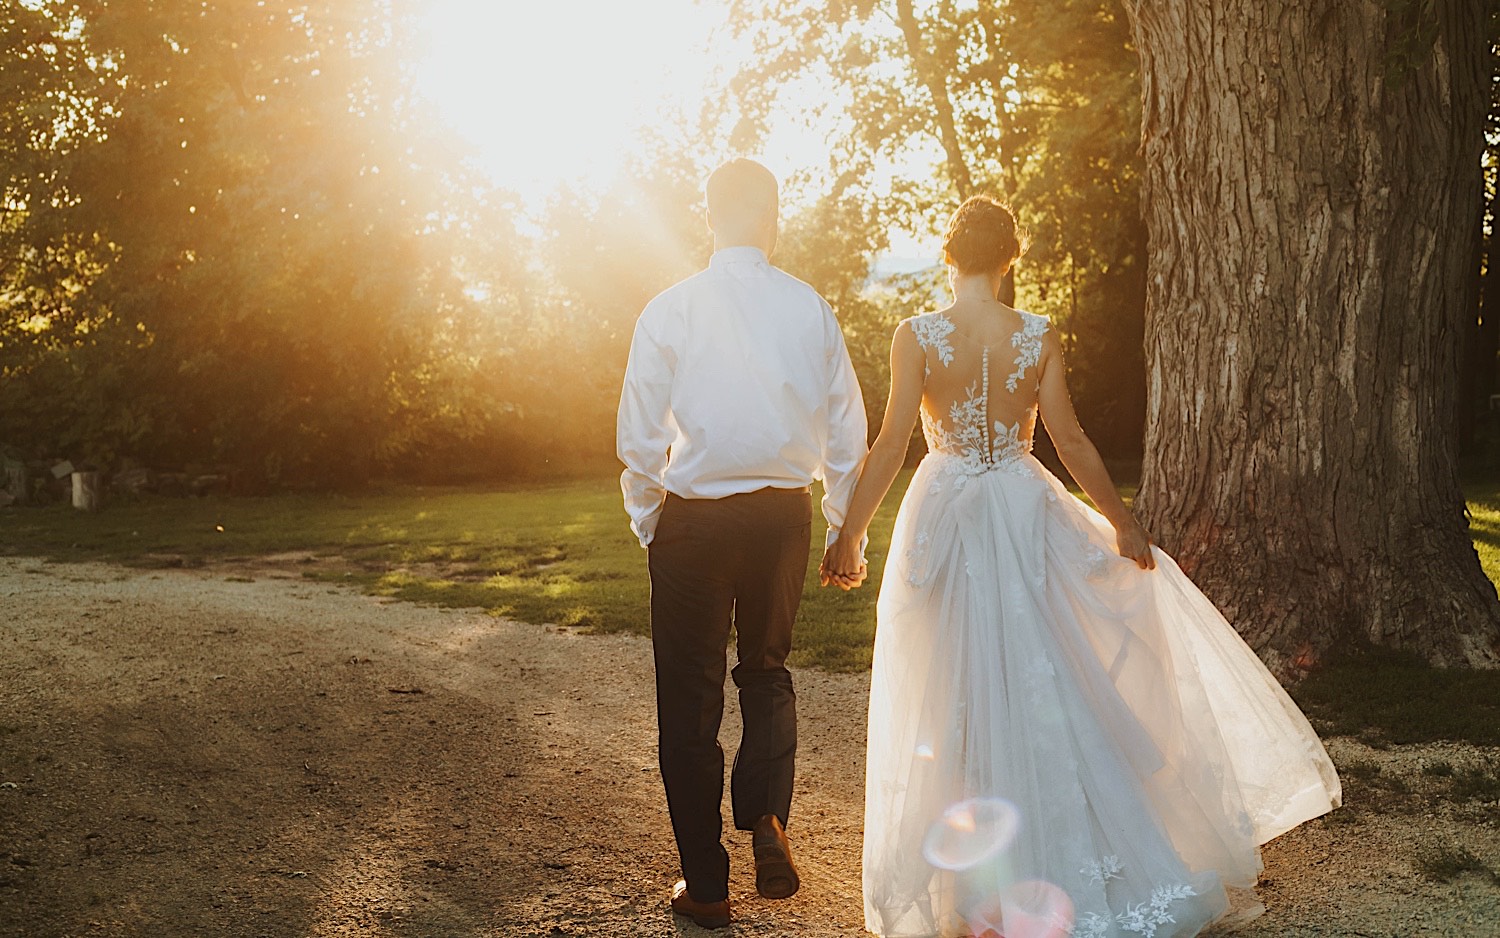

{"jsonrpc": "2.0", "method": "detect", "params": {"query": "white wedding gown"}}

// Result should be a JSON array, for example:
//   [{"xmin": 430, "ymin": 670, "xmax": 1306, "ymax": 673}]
[{"xmin": 862, "ymin": 310, "xmax": 1341, "ymax": 938}]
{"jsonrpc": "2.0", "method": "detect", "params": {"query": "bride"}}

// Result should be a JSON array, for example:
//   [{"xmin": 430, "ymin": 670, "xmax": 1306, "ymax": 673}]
[{"xmin": 821, "ymin": 196, "xmax": 1341, "ymax": 938}]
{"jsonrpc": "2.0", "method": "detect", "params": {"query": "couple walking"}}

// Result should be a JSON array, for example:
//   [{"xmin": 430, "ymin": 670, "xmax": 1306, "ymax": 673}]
[{"xmin": 616, "ymin": 159, "xmax": 1341, "ymax": 937}]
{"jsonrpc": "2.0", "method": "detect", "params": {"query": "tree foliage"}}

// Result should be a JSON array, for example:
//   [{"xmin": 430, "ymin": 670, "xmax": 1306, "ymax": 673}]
[
  {"xmin": 725, "ymin": 0, "xmax": 1148, "ymax": 457},
  {"xmin": 1, "ymin": 0, "xmax": 535, "ymax": 485},
  {"xmin": 9, "ymin": 0, "xmax": 1489, "ymax": 499}
]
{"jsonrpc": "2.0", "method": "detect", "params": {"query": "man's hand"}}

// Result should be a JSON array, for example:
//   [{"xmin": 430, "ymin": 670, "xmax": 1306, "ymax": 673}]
[
  {"xmin": 820, "ymin": 563, "xmax": 868, "ymax": 591},
  {"xmin": 819, "ymin": 536, "xmax": 868, "ymax": 590}
]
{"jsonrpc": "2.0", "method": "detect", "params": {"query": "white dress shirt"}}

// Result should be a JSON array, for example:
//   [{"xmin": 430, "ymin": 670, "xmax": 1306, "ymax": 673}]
[{"xmin": 617, "ymin": 246, "xmax": 869, "ymax": 548}]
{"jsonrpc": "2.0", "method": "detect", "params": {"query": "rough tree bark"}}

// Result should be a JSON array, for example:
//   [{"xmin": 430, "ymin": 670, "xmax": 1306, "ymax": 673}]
[{"xmin": 1122, "ymin": 0, "xmax": 1500, "ymax": 673}]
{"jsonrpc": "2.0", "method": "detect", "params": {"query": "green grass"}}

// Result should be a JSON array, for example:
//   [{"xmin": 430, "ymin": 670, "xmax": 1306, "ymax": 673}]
[
  {"xmin": 1287, "ymin": 646, "xmax": 1500, "ymax": 748},
  {"xmin": 0, "ymin": 480, "xmax": 650, "ymax": 637},
  {"xmin": 1269, "ymin": 479, "xmax": 1500, "ymax": 748},
  {"xmin": 0, "ymin": 475, "xmax": 912, "ymax": 672},
  {"xmin": 2, "ymin": 473, "xmax": 1499, "ymax": 688},
  {"xmin": 1467, "ymin": 478, "xmax": 1500, "ymax": 579}
]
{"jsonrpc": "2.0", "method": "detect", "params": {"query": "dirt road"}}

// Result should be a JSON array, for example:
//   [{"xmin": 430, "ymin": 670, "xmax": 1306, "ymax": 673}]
[{"xmin": 0, "ymin": 557, "xmax": 1496, "ymax": 937}]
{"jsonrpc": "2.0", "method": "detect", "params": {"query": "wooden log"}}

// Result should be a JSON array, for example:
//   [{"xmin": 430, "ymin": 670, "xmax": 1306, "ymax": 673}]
[{"xmin": 71, "ymin": 471, "xmax": 102, "ymax": 512}]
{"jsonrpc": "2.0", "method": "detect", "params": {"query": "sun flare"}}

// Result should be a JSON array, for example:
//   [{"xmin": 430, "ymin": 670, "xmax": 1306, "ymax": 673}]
[{"xmin": 412, "ymin": 0, "xmax": 731, "ymax": 201}]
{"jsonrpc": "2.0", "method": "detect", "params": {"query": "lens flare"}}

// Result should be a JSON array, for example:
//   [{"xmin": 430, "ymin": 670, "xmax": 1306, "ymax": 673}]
[
  {"xmin": 967, "ymin": 879, "xmax": 1076, "ymax": 938},
  {"xmin": 914, "ymin": 743, "xmax": 936, "ymax": 761},
  {"xmin": 922, "ymin": 797, "xmax": 1020, "ymax": 871}
]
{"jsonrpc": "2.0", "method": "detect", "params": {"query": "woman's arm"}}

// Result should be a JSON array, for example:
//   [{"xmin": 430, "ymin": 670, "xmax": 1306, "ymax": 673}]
[
  {"xmin": 1035, "ymin": 331, "xmax": 1156, "ymax": 570},
  {"xmin": 820, "ymin": 322, "xmax": 927, "ymax": 587}
]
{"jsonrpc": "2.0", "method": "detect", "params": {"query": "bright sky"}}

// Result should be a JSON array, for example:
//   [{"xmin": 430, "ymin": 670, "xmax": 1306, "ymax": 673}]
[
  {"xmin": 412, "ymin": 1, "xmax": 783, "ymax": 198},
  {"xmin": 411, "ymin": 0, "xmax": 936, "ymax": 258}
]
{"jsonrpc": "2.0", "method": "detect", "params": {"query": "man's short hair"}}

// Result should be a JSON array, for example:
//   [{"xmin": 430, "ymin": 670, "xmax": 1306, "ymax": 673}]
[{"xmin": 706, "ymin": 158, "xmax": 778, "ymax": 222}]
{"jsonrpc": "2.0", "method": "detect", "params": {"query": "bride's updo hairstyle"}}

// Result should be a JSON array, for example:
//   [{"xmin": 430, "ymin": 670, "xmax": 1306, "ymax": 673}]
[{"xmin": 942, "ymin": 195, "xmax": 1029, "ymax": 274}]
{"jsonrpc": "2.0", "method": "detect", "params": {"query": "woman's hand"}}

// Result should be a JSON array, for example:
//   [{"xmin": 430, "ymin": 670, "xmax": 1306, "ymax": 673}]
[
  {"xmin": 1115, "ymin": 519, "xmax": 1156, "ymax": 571},
  {"xmin": 820, "ymin": 535, "xmax": 868, "ymax": 590}
]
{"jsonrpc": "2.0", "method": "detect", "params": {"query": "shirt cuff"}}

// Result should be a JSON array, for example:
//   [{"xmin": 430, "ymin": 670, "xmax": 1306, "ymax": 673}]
[
  {"xmin": 825, "ymin": 527, "xmax": 868, "ymax": 561},
  {"xmin": 632, "ymin": 512, "xmax": 660, "ymax": 549}
]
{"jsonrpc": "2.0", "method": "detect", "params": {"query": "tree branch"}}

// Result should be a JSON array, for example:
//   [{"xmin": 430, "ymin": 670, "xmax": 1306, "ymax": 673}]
[
  {"xmin": 977, "ymin": 3, "xmax": 1016, "ymax": 199},
  {"xmin": 894, "ymin": 0, "xmax": 974, "ymax": 198}
]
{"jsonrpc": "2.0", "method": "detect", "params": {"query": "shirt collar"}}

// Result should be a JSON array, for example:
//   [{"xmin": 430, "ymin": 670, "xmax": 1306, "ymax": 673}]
[{"xmin": 709, "ymin": 246, "xmax": 770, "ymax": 270}]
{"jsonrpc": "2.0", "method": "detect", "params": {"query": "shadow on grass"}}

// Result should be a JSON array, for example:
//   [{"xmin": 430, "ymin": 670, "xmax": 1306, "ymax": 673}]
[{"xmin": 1288, "ymin": 647, "xmax": 1500, "ymax": 747}]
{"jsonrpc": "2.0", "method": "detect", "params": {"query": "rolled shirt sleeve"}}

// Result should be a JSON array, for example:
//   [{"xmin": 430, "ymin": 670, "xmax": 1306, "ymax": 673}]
[
  {"xmin": 818, "ymin": 307, "xmax": 869, "ymax": 549},
  {"xmin": 617, "ymin": 310, "xmax": 677, "ymax": 548}
]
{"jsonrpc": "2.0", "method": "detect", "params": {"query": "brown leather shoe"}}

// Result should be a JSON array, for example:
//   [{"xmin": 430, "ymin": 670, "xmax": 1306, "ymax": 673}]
[
  {"xmin": 752, "ymin": 814, "xmax": 800, "ymax": 899},
  {"xmin": 670, "ymin": 879, "xmax": 730, "ymax": 929}
]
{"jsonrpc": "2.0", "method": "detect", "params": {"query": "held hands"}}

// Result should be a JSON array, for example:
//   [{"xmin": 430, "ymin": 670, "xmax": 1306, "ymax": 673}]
[
  {"xmin": 1115, "ymin": 518, "xmax": 1156, "ymax": 571},
  {"xmin": 819, "ymin": 535, "xmax": 869, "ymax": 591}
]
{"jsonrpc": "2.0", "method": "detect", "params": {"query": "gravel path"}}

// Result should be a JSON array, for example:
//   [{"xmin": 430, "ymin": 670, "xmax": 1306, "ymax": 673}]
[{"xmin": 0, "ymin": 556, "xmax": 1496, "ymax": 937}]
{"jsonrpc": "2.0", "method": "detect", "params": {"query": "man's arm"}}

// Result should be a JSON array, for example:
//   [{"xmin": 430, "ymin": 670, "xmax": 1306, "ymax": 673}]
[
  {"xmin": 617, "ymin": 311, "xmax": 676, "ymax": 548},
  {"xmin": 818, "ymin": 305, "xmax": 869, "ymax": 551}
]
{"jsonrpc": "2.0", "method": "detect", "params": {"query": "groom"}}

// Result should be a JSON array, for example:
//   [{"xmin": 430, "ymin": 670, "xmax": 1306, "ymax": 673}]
[{"xmin": 617, "ymin": 158, "xmax": 869, "ymax": 928}]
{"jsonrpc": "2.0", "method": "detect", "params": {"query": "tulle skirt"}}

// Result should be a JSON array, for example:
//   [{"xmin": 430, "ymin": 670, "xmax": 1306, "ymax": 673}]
[{"xmin": 862, "ymin": 453, "xmax": 1341, "ymax": 938}]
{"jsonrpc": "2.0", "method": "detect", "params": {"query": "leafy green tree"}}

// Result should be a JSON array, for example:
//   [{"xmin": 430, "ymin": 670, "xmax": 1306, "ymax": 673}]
[
  {"xmin": 1459, "ymin": 20, "xmax": 1500, "ymax": 457},
  {"xmin": 1, "ymin": 0, "xmax": 533, "ymax": 485},
  {"xmin": 526, "ymin": 144, "xmax": 712, "ymax": 469},
  {"xmin": 725, "ymin": 0, "xmax": 1149, "ymax": 457}
]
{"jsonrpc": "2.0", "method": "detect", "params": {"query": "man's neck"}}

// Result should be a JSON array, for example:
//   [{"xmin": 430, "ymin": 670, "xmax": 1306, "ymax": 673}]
[{"xmin": 713, "ymin": 238, "xmax": 771, "ymax": 256}]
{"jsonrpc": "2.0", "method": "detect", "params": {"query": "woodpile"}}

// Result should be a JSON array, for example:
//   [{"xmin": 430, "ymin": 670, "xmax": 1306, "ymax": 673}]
[{"xmin": 0, "ymin": 453, "xmax": 235, "ymax": 508}]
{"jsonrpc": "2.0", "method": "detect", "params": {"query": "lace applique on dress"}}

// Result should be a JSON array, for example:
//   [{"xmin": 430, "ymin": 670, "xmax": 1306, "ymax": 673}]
[
  {"xmin": 915, "ymin": 311, "xmax": 1048, "ymax": 476},
  {"xmin": 904, "ymin": 530, "xmax": 933, "ymax": 588},
  {"xmin": 1023, "ymin": 654, "xmax": 1057, "ymax": 705},
  {"xmin": 1081, "ymin": 855, "xmax": 1123, "ymax": 886},
  {"xmin": 1071, "ymin": 914, "xmax": 1112, "ymax": 938},
  {"xmin": 925, "ymin": 382, "xmax": 987, "ymax": 466},
  {"xmin": 909, "ymin": 314, "xmax": 955, "ymax": 373},
  {"xmin": 992, "ymin": 419, "xmax": 1029, "ymax": 467},
  {"xmin": 1007, "ymin": 311, "xmax": 1049, "ymax": 392},
  {"xmin": 920, "ymin": 362, "xmax": 1035, "ymax": 476},
  {"xmin": 1065, "ymin": 865, "xmax": 1199, "ymax": 938},
  {"xmin": 1117, "ymin": 884, "xmax": 1199, "ymax": 937},
  {"xmin": 1081, "ymin": 542, "xmax": 1112, "ymax": 580}
]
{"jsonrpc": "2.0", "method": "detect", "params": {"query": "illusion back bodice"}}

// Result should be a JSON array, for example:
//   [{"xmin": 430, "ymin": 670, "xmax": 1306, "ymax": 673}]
[{"xmin": 908, "ymin": 309, "xmax": 1049, "ymax": 472}]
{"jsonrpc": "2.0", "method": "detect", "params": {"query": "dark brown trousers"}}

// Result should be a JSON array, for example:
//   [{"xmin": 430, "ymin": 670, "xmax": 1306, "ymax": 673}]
[{"xmin": 647, "ymin": 487, "xmax": 812, "ymax": 904}]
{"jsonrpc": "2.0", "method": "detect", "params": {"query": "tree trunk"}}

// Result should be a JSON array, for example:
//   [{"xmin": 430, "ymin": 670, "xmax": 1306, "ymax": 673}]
[
  {"xmin": 977, "ymin": 4, "xmax": 1017, "ymax": 308},
  {"xmin": 1122, "ymin": 0, "xmax": 1500, "ymax": 674},
  {"xmin": 895, "ymin": 0, "xmax": 975, "ymax": 199}
]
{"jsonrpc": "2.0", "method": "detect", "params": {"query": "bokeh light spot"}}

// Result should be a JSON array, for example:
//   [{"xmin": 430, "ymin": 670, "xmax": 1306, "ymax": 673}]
[
  {"xmin": 967, "ymin": 879, "xmax": 1076, "ymax": 938},
  {"xmin": 922, "ymin": 797, "xmax": 1020, "ymax": 871}
]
